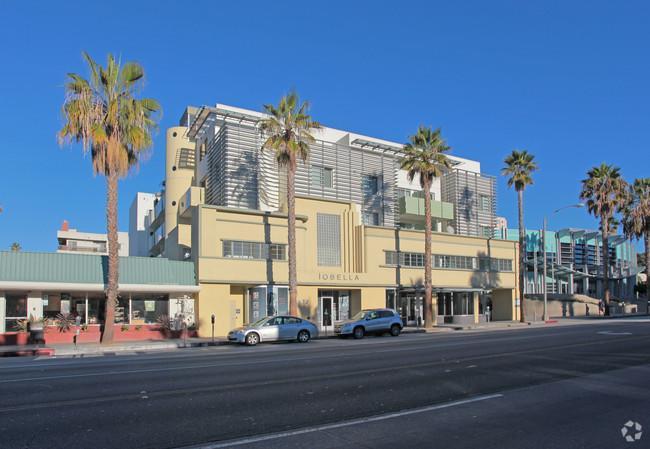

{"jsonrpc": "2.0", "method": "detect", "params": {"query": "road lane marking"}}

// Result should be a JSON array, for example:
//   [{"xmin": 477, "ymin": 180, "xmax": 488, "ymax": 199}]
[
  {"xmin": 181, "ymin": 394, "xmax": 503, "ymax": 449},
  {"xmin": 597, "ymin": 331, "xmax": 633, "ymax": 336}
]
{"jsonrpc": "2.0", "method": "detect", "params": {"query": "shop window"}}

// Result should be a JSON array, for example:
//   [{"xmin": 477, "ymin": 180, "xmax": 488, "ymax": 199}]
[
  {"xmin": 131, "ymin": 296, "xmax": 168, "ymax": 324},
  {"xmin": 5, "ymin": 294, "xmax": 27, "ymax": 331}
]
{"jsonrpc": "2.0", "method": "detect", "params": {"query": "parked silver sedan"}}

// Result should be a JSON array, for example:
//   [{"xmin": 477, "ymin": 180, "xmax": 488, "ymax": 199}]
[{"xmin": 228, "ymin": 315, "xmax": 319, "ymax": 346}]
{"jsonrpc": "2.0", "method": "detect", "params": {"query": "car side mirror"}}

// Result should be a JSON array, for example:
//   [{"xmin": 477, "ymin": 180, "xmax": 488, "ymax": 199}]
[{"xmin": 365, "ymin": 316, "xmax": 371, "ymax": 321}]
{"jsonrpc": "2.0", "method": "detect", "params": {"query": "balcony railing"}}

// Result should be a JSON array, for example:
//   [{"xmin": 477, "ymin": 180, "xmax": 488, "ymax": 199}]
[
  {"xmin": 399, "ymin": 196, "xmax": 454, "ymax": 220},
  {"xmin": 58, "ymin": 244, "xmax": 107, "ymax": 253}
]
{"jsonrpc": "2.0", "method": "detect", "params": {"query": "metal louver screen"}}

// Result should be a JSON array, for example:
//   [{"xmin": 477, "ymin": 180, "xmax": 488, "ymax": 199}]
[{"xmin": 317, "ymin": 213, "xmax": 341, "ymax": 266}]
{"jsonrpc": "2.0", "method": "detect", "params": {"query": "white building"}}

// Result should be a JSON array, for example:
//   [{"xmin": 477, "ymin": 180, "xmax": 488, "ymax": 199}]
[
  {"xmin": 57, "ymin": 221, "xmax": 129, "ymax": 256},
  {"xmin": 129, "ymin": 192, "xmax": 157, "ymax": 256}
]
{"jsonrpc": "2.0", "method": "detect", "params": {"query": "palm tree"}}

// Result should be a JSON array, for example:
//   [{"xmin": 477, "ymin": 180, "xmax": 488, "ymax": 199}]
[
  {"xmin": 59, "ymin": 52, "xmax": 160, "ymax": 343},
  {"xmin": 580, "ymin": 163, "xmax": 628, "ymax": 314},
  {"xmin": 10, "ymin": 242, "xmax": 21, "ymax": 252},
  {"xmin": 260, "ymin": 92, "xmax": 321, "ymax": 316},
  {"xmin": 502, "ymin": 150, "xmax": 538, "ymax": 323},
  {"xmin": 623, "ymin": 178, "xmax": 649, "ymax": 293},
  {"xmin": 400, "ymin": 126, "xmax": 452, "ymax": 329}
]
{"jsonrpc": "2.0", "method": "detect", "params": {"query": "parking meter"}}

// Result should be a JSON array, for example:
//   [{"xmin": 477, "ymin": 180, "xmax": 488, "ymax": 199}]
[{"xmin": 211, "ymin": 314, "xmax": 216, "ymax": 344}]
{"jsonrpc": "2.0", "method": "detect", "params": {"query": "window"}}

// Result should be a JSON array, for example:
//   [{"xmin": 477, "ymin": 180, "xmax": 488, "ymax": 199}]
[
  {"xmin": 310, "ymin": 165, "xmax": 333, "ymax": 188},
  {"xmin": 434, "ymin": 255, "xmax": 476, "ymax": 270},
  {"xmin": 378, "ymin": 310, "xmax": 394, "ymax": 318},
  {"xmin": 222, "ymin": 240, "xmax": 287, "ymax": 260},
  {"xmin": 285, "ymin": 317, "xmax": 302, "ymax": 324},
  {"xmin": 317, "ymin": 213, "xmax": 341, "ymax": 266},
  {"xmin": 363, "ymin": 211, "xmax": 380, "ymax": 226},
  {"xmin": 384, "ymin": 251, "xmax": 425, "ymax": 267},
  {"xmin": 480, "ymin": 195, "xmax": 491, "ymax": 212},
  {"xmin": 364, "ymin": 175, "xmax": 379, "ymax": 195},
  {"xmin": 478, "ymin": 257, "xmax": 513, "ymax": 272},
  {"xmin": 480, "ymin": 226, "xmax": 493, "ymax": 238},
  {"xmin": 4, "ymin": 295, "xmax": 27, "ymax": 331},
  {"xmin": 131, "ymin": 295, "xmax": 168, "ymax": 324}
]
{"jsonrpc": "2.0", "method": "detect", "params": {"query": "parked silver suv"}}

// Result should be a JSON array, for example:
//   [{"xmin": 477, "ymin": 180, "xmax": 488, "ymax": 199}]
[{"xmin": 334, "ymin": 308, "xmax": 402, "ymax": 339}]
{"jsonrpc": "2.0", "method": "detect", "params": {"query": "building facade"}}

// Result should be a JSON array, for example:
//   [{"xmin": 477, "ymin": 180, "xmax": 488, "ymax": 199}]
[
  {"xmin": 57, "ymin": 221, "xmax": 129, "ymax": 256},
  {"xmin": 129, "ymin": 192, "xmax": 157, "ymax": 256},
  {"xmin": 0, "ymin": 252, "xmax": 198, "ymax": 343},
  {"xmin": 136, "ymin": 103, "xmax": 520, "ymax": 337},
  {"xmin": 497, "ymin": 228, "xmax": 639, "ymax": 299}
]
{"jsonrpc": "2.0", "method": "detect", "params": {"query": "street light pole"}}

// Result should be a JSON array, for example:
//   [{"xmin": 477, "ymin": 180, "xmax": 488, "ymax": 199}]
[{"xmin": 543, "ymin": 216, "xmax": 548, "ymax": 321}]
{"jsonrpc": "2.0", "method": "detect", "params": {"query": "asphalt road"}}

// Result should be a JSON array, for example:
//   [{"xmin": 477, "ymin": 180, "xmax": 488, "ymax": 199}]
[{"xmin": 1, "ymin": 319, "xmax": 649, "ymax": 449}]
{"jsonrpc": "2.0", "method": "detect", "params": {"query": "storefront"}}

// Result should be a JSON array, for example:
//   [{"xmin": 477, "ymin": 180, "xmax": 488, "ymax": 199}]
[
  {"xmin": 317, "ymin": 290, "xmax": 351, "ymax": 331},
  {"xmin": 247, "ymin": 285, "xmax": 289, "ymax": 322},
  {"xmin": 0, "ymin": 252, "xmax": 199, "ymax": 344},
  {"xmin": 386, "ymin": 288, "xmax": 484, "ymax": 326}
]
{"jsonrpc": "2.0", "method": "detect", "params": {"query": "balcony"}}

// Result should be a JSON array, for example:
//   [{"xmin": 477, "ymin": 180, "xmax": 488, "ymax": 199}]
[{"xmin": 399, "ymin": 196, "xmax": 454, "ymax": 222}]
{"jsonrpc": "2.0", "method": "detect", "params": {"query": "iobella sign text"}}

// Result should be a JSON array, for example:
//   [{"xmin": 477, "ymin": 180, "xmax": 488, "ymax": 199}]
[{"xmin": 318, "ymin": 272, "xmax": 361, "ymax": 281}]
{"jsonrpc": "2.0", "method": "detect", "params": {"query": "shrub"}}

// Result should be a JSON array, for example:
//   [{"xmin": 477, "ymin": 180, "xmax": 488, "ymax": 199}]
[
  {"xmin": 134, "ymin": 325, "xmax": 142, "ymax": 331},
  {"xmin": 120, "ymin": 324, "xmax": 130, "ymax": 332},
  {"xmin": 55, "ymin": 313, "xmax": 74, "ymax": 333}
]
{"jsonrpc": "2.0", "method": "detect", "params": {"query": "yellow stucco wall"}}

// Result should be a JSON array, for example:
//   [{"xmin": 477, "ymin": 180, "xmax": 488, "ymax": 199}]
[{"xmin": 187, "ymin": 196, "xmax": 518, "ymax": 336}]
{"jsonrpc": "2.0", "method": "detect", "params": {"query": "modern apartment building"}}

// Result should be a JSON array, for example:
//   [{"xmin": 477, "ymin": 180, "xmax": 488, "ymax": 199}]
[
  {"xmin": 137, "ymin": 103, "xmax": 519, "ymax": 337},
  {"xmin": 496, "ymin": 227, "xmax": 639, "ymax": 299},
  {"xmin": 57, "ymin": 221, "xmax": 129, "ymax": 256}
]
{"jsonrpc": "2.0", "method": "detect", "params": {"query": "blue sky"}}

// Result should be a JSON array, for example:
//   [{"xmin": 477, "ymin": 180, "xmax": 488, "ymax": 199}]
[{"xmin": 0, "ymin": 0, "xmax": 648, "ymax": 252}]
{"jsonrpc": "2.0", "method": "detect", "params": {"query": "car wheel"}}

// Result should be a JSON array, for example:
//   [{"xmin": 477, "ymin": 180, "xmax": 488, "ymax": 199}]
[
  {"xmin": 390, "ymin": 324, "xmax": 401, "ymax": 337},
  {"xmin": 297, "ymin": 330, "xmax": 310, "ymax": 343},
  {"xmin": 245, "ymin": 332, "xmax": 260, "ymax": 346},
  {"xmin": 353, "ymin": 326, "xmax": 365, "ymax": 339}
]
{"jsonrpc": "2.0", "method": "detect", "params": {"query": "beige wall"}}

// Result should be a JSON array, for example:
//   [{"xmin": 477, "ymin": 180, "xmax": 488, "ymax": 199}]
[
  {"xmin": 188, "ymin": 196, "xmax": 518, "ymax": 335},
  {"xmin": 165, "ymin": 127, "xmax": 195, "ymax": 260}
]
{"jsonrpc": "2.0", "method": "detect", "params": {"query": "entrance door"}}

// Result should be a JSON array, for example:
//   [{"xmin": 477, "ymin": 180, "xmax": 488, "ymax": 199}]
[{"xmin": 320, "ymin": 296, "xmax": 334, "ymax": 332}]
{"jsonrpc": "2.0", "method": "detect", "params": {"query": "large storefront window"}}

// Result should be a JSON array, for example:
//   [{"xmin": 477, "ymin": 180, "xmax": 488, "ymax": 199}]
[
  {"xmin": 247, "ymin": 286, "xmax": 289, "ymax": 323},
  {"xmin": 131, "ymin": 295, "xmax": 168, "ymax": 324},
  {"xmin": 5, "ymin": 295, "xmax": 27, "ymax": 331},
  {"xmin": 437, "ymin": 292, "xmax": 474, "ymax": 317}
]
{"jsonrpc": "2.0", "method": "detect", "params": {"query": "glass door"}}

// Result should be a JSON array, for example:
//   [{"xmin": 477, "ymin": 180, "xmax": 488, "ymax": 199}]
[{"xmin": 320, "ymin": 296, "xmax": 334, "ymax": 331}]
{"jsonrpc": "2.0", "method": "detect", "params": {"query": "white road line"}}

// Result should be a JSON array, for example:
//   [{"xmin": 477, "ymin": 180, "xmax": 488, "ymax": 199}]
[{"xmin": 184, "ymin": 394, "xmax": 503, "ymax": 449}]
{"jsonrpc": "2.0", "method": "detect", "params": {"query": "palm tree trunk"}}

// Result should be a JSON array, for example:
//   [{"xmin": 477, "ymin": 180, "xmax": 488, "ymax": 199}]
[
  {"xmin": 645, "ymin": 226, "xmax": 649, "ymax": 292},
  {"xmin": 602, "ymin": 226, "xmax": 610, "ymax": 316},
  {"xmin": 423, "ymin": 178, "xmax": 434, "ymax": 328},
  {"xmin": 102, "ymin": 170, "xmax": 119, "ymax": 344},
  {"xmin": 287, "ymin": 157, "xmax": 298, "ymax": 317},
  {"xmin": 518, "ymin": 189, "xmax": 526, "ymax": 322}
]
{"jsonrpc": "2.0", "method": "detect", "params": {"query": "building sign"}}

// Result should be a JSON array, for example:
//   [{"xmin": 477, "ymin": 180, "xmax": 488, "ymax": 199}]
[{"xmin": 318, "ymin": 273, "xmax": 361, "ymax": 281}]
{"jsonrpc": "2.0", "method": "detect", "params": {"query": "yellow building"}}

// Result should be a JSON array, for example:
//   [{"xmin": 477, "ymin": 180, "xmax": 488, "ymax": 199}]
[{"xmin": 139, "ymin": 105, "xmax": 520, "ymax": 337}]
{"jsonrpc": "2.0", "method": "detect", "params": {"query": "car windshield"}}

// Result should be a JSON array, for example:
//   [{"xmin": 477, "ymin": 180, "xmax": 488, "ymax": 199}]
[
  {"xmin": 351, "ymin": 311, "xmax": 369, "ymax": 320},
  {"xmin": 250, "ymin": 317, "xmax": 269, "ymax": 327}
]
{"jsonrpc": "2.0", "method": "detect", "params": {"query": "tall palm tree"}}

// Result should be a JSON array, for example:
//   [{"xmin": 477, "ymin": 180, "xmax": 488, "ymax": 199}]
[
  {"xmin": 502, "ymin": 150, "xmax": 538, "ymax": 323},
  {"xmin": 260, "ymin": 92, "xmax": 321, "ymax": 316},
  {"xmin": 400, "ymin": 126, "xmax": 452, "ymax": 329},
  {"xmin": 59, "ymin": 52, "xmax": 160, "ymax": 343},
  {"xmin": 10, "ymin": 242, "xmax": 21, "ymax": 252},
  {"xmin": 623, "ymin": 178, "xmax": 649, "ymax": 291},
  {"xmin": 580, "ymin": 163, "xmax": 628, "ymax": 314}
]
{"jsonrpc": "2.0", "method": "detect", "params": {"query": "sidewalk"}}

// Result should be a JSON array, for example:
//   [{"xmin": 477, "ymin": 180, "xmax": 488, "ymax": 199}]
[{"xmin": 2, "ymin": 316, "xmax": 644, "ymax": 358}]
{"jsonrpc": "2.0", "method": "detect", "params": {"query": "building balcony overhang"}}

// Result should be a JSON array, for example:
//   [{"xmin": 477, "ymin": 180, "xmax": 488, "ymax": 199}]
[{"xmin": 398, "ymin": 196, "xmax": 454, "ymax": 222}]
